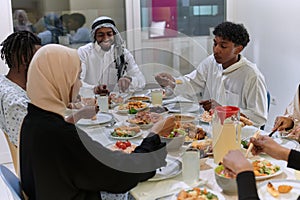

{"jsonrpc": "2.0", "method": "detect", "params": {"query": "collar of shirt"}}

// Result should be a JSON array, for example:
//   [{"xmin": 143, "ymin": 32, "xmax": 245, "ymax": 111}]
[{"xmin": 222, "ymin": 55, "xmax": 244, "ymax": 75}]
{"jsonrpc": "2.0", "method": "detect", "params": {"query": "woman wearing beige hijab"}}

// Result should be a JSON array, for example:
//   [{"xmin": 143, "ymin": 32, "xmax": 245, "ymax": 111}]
[{"xmin": 20, "ymin": 44, "xmax": 167, "ymax": 200}]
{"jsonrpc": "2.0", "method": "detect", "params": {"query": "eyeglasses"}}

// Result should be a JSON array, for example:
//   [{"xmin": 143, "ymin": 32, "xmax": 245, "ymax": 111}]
[{"xmin": 95, "ymin": 31, "xmax": 114, "ymax": 37}]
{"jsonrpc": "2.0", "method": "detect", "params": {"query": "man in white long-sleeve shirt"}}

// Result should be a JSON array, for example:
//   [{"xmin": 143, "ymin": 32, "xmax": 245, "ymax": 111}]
[
  {"xmin": 155, "ymin": 22, "xmax": 268, "ymax": 127},
  {"xmin": 78, "ymin": 16, "xmax": 145, "ymax": 94}
]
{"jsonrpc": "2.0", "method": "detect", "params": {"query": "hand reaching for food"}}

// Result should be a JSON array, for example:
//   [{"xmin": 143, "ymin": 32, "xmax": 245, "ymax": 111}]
[
  {"xmin": 272, "ymin": 116, "xmax": 294, "ymax": 132},
  {"xmin": 154, "ymin": 73, "xmax": 176, "ymax": 89},
  {"xmin": 199, "ymin": 99, "xmax": 221, "ymax": 111}
]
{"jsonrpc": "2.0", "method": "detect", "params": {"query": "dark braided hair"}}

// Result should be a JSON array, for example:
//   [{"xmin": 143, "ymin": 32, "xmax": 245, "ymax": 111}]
[
  {"xmin": 213, "ymin": 21, "xmax": 250, "ymax": 48},
  {"xmin": 0, "ymin": 31, "xmax": 41, "ymax": 71}
]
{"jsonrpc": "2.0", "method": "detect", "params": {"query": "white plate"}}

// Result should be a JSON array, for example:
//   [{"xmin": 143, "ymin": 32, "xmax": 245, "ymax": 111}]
[
  {"xmin": 114, "ymin": 103, "xmax": 149, "ymax": 114},
  {"xmin": 128, "ymin": 96, "xmax": 151, "ymax": 102},
  {"xmin": 171, "ymin": 187, "xmax": 225, "ymax": 200},
  {"xmin": 110, "ymin": 130, "xmax": 144, "ymax": 140},
  {"xmin": 258, "ymin": 179, "xmax": 300, "ymax": 200},
  {"xmin": 105, "ymin": 141, "xmax": 139, "ymax": 154},
  {"xmin": 128, "ymin": 122, "xmax": 153, "ymax": 129},
  {"xmin": 133, "ymin": 89, "xmax": 150, "ymax": 96},
  {"xmin": 165, "ymin": 102, "xmax": 200, "ymax": 113},
  {"xmin": 148, "ymin": 156, "xmax": 182, "ymax": 181},
  {"xmin": 76, "ymin": 113, "xmax": 113, "ymax": 126},
  {"xmin": 241, "ymin": 126, "xmax": 269, "ymax": 139},
  {"xmin": 273, "ymin": 137, "xmax": 300, "ymax": 150},
  {"xmin": 251, "ymin": 159, "xmax": 283, "ymax": 181}
]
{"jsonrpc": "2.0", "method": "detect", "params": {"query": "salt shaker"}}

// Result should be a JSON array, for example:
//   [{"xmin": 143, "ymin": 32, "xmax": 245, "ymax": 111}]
[{"xmin": 182, "ymin": 148, "xmax": 200, "ymax": 185}]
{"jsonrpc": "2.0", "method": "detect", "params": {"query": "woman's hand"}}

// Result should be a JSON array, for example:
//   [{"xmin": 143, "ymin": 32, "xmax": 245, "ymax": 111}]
[
  {"xmin": 65, "ymin": 105, "xmax": 99, "ymax": 124},
  {"xmin": 223, "ymin": 150, "xmax": 253, "ymax": 175}
]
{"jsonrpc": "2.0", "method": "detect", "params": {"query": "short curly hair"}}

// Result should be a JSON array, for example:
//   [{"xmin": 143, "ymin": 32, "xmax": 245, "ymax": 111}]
[{"xmin": 213, "ymin": 21, "xmax": 250, "ymax": 48}]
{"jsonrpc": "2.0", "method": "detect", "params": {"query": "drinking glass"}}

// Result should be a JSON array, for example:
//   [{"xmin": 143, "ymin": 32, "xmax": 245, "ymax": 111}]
[
  {"xmin": 182, "ymin": 148, "xmax": 200, "ymax": 185},
  {"xmin": 151, "ymin": 89, "xmax": 163, "ymax": 106}
]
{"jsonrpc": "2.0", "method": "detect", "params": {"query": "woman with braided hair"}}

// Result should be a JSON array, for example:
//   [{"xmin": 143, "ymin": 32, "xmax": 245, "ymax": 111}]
[
  {"xmin": 0, "ymin": 31, "xmax": 41, "ymax": 172},
  {"xmin": 0, "ymin": 31, "xmax": 41, "ymax": 147}
]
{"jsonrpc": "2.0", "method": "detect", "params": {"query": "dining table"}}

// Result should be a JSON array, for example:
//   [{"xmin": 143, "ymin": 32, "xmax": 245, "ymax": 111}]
[{"xmin": 77, "ymin": 88, "xmax": 300, "ymax": 200}]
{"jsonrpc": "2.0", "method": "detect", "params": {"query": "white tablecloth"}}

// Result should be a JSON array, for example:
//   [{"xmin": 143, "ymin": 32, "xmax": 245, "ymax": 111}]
[{"xmin": 77, "ymin": 98, "xmax": 300, "ymax": 200}]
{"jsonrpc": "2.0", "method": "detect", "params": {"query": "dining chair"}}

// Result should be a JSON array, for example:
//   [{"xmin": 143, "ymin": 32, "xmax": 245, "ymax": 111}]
[
  {"xmin": 2, "ymin": 131, "xmax": 19, "ymax": 175},
  {"xmin": 0, "ymin": 165, "xmax": 22, "ymax": 200}
]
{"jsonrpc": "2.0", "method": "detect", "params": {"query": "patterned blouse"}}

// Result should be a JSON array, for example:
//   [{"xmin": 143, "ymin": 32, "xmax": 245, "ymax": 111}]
[{"xmin": 0, "ymin": 75, "xmax": 29, "ymax": 146}]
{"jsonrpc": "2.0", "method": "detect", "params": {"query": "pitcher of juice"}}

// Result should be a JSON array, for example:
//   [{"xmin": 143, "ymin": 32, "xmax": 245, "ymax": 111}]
[{"xmin": 212, "ymin": 106, "xmax": 241, "ymax": 164}]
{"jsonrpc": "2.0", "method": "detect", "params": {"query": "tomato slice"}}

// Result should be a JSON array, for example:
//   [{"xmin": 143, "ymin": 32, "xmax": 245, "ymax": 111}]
[
  {"xmin": 124, "ymin": 140, "xmax": 131, "ymax": 147},
  {"xmin": 118, "ymin": 143, "xmax": 127, "ymax": 150},
  {"xmin": 116, "ymin": 141, "xmax": 123, "ymax": 148}
]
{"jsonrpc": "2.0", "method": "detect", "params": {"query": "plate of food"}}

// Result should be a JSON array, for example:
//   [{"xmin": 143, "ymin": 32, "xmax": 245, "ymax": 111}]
[
  {"xmin": 76, "ymin": 113, "xmax": 113, "ymax": 126},
  {"xmin": 128, "ymin": 96, "xmax": 150, "ymax": 102},
  {"xmin": 257, "ymin": 179, "xmax": 300, "ymax": 199},
  {"xmin": 149, "ymin": 106, "xmax": 169, "ymax": 115},
  {"xmin": 126, "ymin": 111, "xmax": 154, "ymax": 129},
  {"xmin": 172, "ymin": 187, "xmax": 225, "ymax": 200},
  {"xmin": 165, "ymin": 102, "xmax": 200, "ymax": 113},
  {"xmin": 189, "ymin": 138, "xmax": 213, "ymax": 157},
  {"xmin": 199, "ymin": 111, "xmax": 213, "ymax": 123},
  {"xmin": 110, "ymin": 125, "xmax": 143, "ymax": 140},
  {"xmin": 148, "ymin": 156, "xmax": 182, "ymax": 181},
  {"xmin": 115, "ymin": 101, "xmax": 149, "ymax": 114},
  {"xmin": 174, "ymin": 113, "xmax": 196, "ymax": 122},
  {"xmin": 251, "ymin": 158, "xmax": 282, "ymax": 180},
  {"xmin": 172, "ymin": 121, "xmax": 208, "ymax": 144},
  {"xmin": 106, "ymin": 140, "xmax": 138, "ymax": 154}
]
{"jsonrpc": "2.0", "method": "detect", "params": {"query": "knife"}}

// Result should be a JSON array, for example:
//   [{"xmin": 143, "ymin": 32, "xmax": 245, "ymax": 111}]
[{"xmin": 268, "ymin": 130, "xmax": 276, "ymax": 137}]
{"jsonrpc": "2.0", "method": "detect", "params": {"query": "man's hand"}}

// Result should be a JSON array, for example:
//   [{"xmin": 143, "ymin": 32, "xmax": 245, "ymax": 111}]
[
  {"xmin": 199, "ymin": 99, "xmax": 220, "ymax": 111},
  {"xmin": 250, "ymin": 135, "xmax": 290, "ymax": 161},
  {"xmin": 94, "ymin": 84, "xmax": 109, "ymax": 95},
  {"xmin": 118, "ymin": 77, "xmax": 131, "ymax": 92},
  {"xmin": 272, "ymin": 116, "xmax": 294, "ymax": 132},
  {"xmin": 154, "ymin": 73, "xmax": 176, "ymax": 89}
]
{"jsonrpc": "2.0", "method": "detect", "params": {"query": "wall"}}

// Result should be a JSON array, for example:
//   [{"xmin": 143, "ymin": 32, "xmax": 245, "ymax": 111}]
[
  {"xmin": 0, "ymin": 0, "xmax": 13, "ymax": 163},
  {"xmin": 227, "ymin": 0, "xmax": 300, "ymax": 130}
]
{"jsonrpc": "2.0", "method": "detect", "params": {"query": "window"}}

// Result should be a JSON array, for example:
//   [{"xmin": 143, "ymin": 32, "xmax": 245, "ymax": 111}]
[
  {"xmin": 141, "ymin": 0, "xmax": 226, "ymax": 38},
  {"xmin": 11, "ymin": 0, "xmax": 126, "ymax": 47}
]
